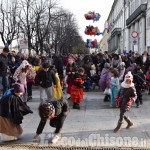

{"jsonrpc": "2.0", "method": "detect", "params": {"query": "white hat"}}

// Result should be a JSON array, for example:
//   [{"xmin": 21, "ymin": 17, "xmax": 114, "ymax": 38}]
[
  {"xmin": 120, "ymin": 62, "xmax": 125, "ymax": 66},
  {"xmin": 124, "ymin": 71, "xmax": 133, "ymax": 82},
  {"xmin": 121, "ymin": 71, "xmax": 134, "ymax": 88}
]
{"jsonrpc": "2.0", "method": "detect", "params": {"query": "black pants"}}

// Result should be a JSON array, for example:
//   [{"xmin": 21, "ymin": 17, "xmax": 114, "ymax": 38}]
[
  {"xmin": 50, "ymin": 112, "xmax": 67, "ymax": 133},
  {"xmin": 135, "ymin": 86, "xmax": 142, "ymax": 106},
  {"xmin": 27, "ymin": 82, "xmax": 33, "ymax": 97}
]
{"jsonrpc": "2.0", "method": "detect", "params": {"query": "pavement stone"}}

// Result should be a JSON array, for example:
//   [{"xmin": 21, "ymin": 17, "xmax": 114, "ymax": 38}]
[{"xmin": 0, "ymin": 89, "xmax": 150, "ymax": 149}]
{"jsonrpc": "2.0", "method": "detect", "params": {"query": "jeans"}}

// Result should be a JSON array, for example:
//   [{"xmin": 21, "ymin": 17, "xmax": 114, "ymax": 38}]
[
  {"xmin": 40, "ymin": 86, "xmax": 52, "ymax": 102},
  {"xmin": 0, "ymin": 76, "xmax": 9, "ymax": 94}
]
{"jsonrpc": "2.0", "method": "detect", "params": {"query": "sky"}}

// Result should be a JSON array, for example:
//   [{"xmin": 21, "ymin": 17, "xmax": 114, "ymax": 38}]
[
  {"xmin": 0, "ymin": 0, "xmax": 114, "ymax": 46},
  {"xmin": 59, "ymin": 0, "xmax": 114, "ymax": 42}
]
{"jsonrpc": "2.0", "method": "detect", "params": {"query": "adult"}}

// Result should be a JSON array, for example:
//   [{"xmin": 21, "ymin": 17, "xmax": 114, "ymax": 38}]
[
  {"xmin": 141, "ymin": 51, "xmax": 150, "ymax": 74},
  {"xmin": 35, "ymin": 62, "xmax": 56, "ymax": 102},
  {"xmin": 99, "ymin": 63, "xmax": 112, "ymax": 102},
  {"xmin": 66, "ymin": 57, "xmax": 77, "ymax": 99},
  {"xmin": 111, "ymin": 54, "xmax": 122, "ymax": 68},
  {"xmin": 0, "ymin": 47, "xmax": 10, "ymax": 94}
]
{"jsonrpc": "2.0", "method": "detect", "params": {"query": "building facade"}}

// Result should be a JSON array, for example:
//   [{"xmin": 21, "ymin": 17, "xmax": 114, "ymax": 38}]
[
  {"xmin": 100, "ymin": 21, "xmax": 109, "ymax": 52},
  {"xmin": 106, "ymin": 0, "xmax": 150, "ymax": 54}
]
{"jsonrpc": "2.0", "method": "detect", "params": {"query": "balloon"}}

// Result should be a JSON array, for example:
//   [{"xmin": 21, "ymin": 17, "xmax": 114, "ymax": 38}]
[{"xmin": 84, "ymin": 11, "xmax": 101, "ymax": 22}]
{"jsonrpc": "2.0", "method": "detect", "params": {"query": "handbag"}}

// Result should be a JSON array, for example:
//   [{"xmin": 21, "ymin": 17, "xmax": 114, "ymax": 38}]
[{"xmin": 104, "ymin": 88, "xmax": 111, "ymax": 95}]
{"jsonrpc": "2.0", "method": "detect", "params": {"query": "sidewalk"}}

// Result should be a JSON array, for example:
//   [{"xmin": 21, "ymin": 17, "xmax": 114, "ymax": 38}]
[{"xmin": 0, "ymin": 88, "xmax": 150, "ymax": 149}]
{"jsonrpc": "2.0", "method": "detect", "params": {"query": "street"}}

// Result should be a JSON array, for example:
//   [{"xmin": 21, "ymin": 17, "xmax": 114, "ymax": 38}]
[{"xmin": 0, "ymin": 88, "xmax": 150, "ymax": 149}]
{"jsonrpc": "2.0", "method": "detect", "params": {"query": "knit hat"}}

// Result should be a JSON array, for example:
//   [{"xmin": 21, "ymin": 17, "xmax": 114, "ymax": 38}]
[
  {"xmin": 13, "ymin": 83, "xmax": 24, "ymax": 93},
  {"xmin": 42, "ymin": 62, "xmax": 50, "ymax": 68},
  {"xmin": 124, "ymin": 71, "xmax": 133, "ymax": 82},
  {"xmin": 121, "ymin": 71, "xmax": 134, "ymax": 88},
  {"xmin": 39, "ymin": 101, "xmax": 55, "ymax": 119},
  {"xmin": 104, "ymin": 63, "xmax": 110, "ymax": 69}
]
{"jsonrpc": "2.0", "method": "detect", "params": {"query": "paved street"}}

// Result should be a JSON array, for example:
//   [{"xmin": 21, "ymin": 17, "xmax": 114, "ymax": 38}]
[{"xmin": 0, "ymin": 88, "xmax": 150, "ymax": 149}]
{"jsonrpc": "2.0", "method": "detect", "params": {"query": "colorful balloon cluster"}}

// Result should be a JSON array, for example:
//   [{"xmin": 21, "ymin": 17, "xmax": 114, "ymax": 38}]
[
  {"xmin": 84, "ymin": 25, "xmax": 102, "ymax": 36},
  {"xmin": 84, "ymin": 11, "xmax": 101, "ymax": 22},
  {"xmin": 86, "ymin": 39, "xmax": 100, "ymax": 49}
]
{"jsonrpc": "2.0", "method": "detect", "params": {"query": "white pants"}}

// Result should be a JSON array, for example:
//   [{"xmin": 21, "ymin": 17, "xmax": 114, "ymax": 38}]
[{"xmin": 40, "ymin": 86, "xmax": 52, "ymax": 102}]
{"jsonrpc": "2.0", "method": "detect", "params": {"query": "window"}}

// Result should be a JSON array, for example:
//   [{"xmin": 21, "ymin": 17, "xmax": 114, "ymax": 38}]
[
  {"xmin": 147, "ymin": 46, "xmax": 150, "ymax": 55},
  {"xmin": 147, "ymin": 16, "xmax": 150, "ymax": 28}
]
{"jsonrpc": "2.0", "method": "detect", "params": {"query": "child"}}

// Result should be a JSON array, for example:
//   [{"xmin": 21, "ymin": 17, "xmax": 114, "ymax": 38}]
[
  {"xmin": 146, "ymin": 66, "xmax": 150, "ymax": 95},
  {"xmin": 83, "ymin": 74, "xmax": 91, "ymax": 92},
  {"xmin": 70, "ymin": 68, "xmax": 85, "ymax": 109},
  {"xmin": 114, "ymin": 71, "xmax": 137, "ymax": 133},
  {"xmin": 110, "ymin": 69, "xmax": 119, "ymax": 107},
  {"xmin": 13, "ymin": 60, "xmax": 33, "ymax": 104},
  {"xmin": 33, "ymin": 98, "xmax": 69, "ymax": 143}
]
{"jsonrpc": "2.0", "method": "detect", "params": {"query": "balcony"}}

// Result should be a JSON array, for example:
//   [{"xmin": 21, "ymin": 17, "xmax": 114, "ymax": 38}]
[
  {"xmin": 126, "ymin": 4, "xmax": 147, "ymax": 26},
  {"xmin": 111, "ymin": 28, "xmax": 121, "ymax": 37}
]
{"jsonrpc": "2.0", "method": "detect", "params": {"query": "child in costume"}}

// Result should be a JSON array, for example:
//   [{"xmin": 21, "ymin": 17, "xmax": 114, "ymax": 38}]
[
  {"xmin": 110, "ymin": 69, "xmax": 119, "ymax": 107},
  {"xmin": 70, "ymin": 68, "xmax": 85, "ymax": 109},
  {"xmin": 114, "ymin": 71, "xmax": 137, "ymax": 133}
]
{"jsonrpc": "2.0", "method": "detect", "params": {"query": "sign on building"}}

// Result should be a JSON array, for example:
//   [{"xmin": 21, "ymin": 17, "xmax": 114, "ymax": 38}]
[{"xmin": 19, "ymin": 39, "xmax": 28, "ymax": 49}]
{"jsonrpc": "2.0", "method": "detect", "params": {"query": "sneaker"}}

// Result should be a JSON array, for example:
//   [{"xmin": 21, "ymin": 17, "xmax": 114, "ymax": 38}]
[
  {"xmin": 1, "ymin": 134, "xmax": 18, "ymax": 141},
  {"xmin": 51, "ymin": 134, "xmax": 60, "ymax": 144}
]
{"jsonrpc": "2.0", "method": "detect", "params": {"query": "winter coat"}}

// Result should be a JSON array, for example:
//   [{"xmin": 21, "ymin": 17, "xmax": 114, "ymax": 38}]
[
  {"xmin": 35, "ymin": 68, "xmax": 56, "ymax": 88},
  {"xmin": 13, "ymin": 60, "xmax": 30, "ymax": 85},
  {"xmin": 0, "ymin": 92, "xmax": 33, "ymax": 125},
  {"xmin": 0, "ymin": 53, "xmax": 8, "ymax": 76},
  {"xmin": 99, "ymin": 69, "xmax": 111, "ymax": 91},
  {"xmin": 117, "ymin": 86, "xmax": 137, "ymax": 111}
]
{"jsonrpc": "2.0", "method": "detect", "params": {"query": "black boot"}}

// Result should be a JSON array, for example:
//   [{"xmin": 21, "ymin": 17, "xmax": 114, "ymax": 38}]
[
  {"xmin": 124, "ymin": 116, "xmax": 133, "ymax": 129},
  {"xmin": 103, "ymin": 95, "xmax": 109, "ymax": 102},
  {"xmin": 73, "ymin": 103, "xmax": 80, "ymax": 109},
  {"xmin": 114, "ymin": 121, "xmax": 122, "ymax": 133}
]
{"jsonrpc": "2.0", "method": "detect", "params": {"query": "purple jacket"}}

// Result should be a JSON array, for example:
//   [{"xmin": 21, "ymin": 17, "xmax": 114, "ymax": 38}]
[{"xmin": 99, "ymin": 69, "xmax": 111, "ymax": 91}]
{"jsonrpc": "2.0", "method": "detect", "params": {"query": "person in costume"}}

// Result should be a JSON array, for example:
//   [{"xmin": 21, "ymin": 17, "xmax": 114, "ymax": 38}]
[
  {"xmin": 114, "ymin": 72, "xmax": 137, "ymax": 133},
  {"xmin": 71, "ymin": 68, "xmax": 85, "ymax": 109},
  {"xmin": 0, "ymin": 83, "xmax": 33, "ymax": 141}
]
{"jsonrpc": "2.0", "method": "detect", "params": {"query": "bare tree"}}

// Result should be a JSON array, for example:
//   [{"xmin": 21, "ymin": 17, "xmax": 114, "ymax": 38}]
[{"xmin": 0, "ymin": 1, "xmax": 20, "ymax": 47}]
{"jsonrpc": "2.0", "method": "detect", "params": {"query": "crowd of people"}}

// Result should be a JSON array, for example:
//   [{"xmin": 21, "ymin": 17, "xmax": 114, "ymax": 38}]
[{"xmin": 0, "ymin": 47, "xmax": 150, "ymax": 143}]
